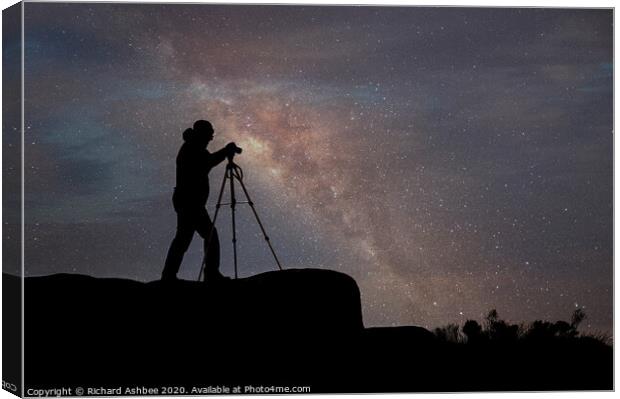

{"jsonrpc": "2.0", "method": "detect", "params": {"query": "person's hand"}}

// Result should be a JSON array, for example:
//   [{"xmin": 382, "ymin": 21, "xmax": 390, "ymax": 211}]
[{"xmin": 225, "ymin": 142, "xmax": 242, "ymax": 157}]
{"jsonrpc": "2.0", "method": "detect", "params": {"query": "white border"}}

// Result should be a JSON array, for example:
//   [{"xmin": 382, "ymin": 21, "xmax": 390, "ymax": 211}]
[{"xmin": 0, "ymin": 2, "xmax": 616, "ymax": 399}]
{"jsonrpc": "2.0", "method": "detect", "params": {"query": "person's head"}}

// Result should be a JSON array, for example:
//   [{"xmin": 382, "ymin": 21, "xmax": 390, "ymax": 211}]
[{"xmin": 183, "ymin": 119, "xmax": 214, "ymax": 148}]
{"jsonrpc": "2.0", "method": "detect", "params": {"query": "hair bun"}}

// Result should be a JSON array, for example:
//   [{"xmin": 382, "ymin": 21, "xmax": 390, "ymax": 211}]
[{"xmin": 182, "ymin": 127, "xmax": 194, "ymax": 142}]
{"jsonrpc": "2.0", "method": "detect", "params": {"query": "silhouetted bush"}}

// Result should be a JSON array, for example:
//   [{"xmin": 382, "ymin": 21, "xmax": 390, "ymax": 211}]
[
  {"xmin": 434, "ymin": 308, "xmax": 609, "ymax": 347},
  {"xmin": 462, "ymin": 319, "xmax": 484, "ymax": 344},
  {"xmin": 434, "ymin": 323, "xmax": 462, "ymax": 343},
  {"xmin": 571, "ymin": 308, "xmax": 586, "ymax": 330},
  {"xmin": 524, "ymin": 309, "xmax": 587, "ymax": 341},
  {"xmin": 484, "ymin": 309, "xmax": 520, "ymax": 342},
  {"xmin": 583, "ymin": 331, "xmax": 613, "ymax": 346},
  {"xmin": 525, "ymin": 320, "xmax": 557, "ymax": 340}
]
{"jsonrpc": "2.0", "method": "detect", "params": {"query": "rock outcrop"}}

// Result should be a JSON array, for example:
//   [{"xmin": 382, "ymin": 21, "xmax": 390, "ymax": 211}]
[{"xmin": 6, "ymin": 268, "xmax": 611, "ymax": 392}]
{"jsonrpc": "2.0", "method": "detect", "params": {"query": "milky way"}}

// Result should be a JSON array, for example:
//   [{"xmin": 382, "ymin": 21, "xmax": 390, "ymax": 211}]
[{"xmin": 4, "ymin": 3, "xmax": 612, "ymax": 331}]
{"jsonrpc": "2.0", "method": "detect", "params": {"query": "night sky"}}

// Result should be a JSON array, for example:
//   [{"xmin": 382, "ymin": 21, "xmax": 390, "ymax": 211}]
[{"xmin": 7, "ymin": 3, "xmax": 613, "ymax": 331}]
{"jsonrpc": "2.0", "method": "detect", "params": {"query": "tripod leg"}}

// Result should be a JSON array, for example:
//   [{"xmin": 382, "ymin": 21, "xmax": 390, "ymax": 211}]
[
  {"xmin": 229, "ymin": 166, "xmax": 239, "ymax": 279},
  {"xmin": 233, "ymin": 169, "xmax": 284, "ymax": 271},
  {"xmin": 198, "ymin": 166, "xmax": 229, "ymax": 282}
]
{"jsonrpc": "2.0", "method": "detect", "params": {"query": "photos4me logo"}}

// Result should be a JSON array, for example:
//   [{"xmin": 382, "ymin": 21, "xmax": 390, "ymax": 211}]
[{"xmin": 2, "ymin": 380, "xmax": 17, "ymax": 392}]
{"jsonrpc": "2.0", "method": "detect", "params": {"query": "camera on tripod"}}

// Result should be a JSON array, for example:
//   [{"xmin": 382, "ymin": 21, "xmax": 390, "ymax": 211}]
[
  {"xmin": 226, "ymin": 143, "xmax": 243, "ymax": 160},
  {"xmin": 199, "ymin": 149, "xmax": 284, "ymax": 282}
]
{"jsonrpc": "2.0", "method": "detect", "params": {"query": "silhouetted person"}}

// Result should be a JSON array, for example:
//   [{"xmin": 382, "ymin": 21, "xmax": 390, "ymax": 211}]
[{"xmin": 162, "ymin": 120, "xmax": 241, "ymax": 282}]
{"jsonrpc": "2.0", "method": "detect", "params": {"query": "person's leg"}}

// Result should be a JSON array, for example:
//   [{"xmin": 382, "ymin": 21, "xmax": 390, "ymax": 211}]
[
  {"xmin": 162, "ymin": 213, "xmax": 195, "ymax": 280},
  {"xmin": 196, "ymin": 210, "xmax": 222, "ymax": 279}
]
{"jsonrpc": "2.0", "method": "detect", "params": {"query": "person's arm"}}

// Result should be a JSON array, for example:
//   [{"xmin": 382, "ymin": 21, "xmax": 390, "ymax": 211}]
[{"xmin": 206, "ymin": 142, "xmax": 240, "ymax": 169}]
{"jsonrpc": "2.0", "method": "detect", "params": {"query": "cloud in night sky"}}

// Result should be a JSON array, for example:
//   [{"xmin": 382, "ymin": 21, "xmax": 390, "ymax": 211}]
[{"xmin": 7, "ymin": 3, "xmax": 612, "ymax": 331}]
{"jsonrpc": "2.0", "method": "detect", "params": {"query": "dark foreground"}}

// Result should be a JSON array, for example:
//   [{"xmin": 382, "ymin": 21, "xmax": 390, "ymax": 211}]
[{"xmin": 10, "ymin": 270, "xmax": 613, "ymax": 393}]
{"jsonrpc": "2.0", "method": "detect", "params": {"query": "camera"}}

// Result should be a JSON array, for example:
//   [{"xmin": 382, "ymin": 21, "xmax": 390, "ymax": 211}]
[{"xmin": 226, "ymin": 142, "xmax": 243, "ymax": 159}]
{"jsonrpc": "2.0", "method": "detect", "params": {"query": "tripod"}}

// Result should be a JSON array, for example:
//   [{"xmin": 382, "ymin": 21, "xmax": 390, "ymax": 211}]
[{"xmin": 198, "ymin": 157, "xmax": 284, "ymax": 282}]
